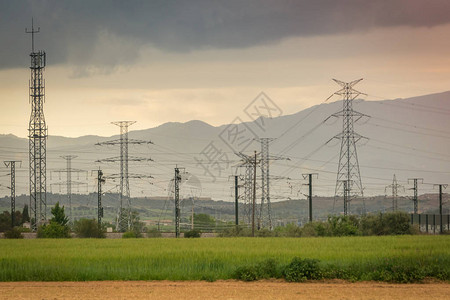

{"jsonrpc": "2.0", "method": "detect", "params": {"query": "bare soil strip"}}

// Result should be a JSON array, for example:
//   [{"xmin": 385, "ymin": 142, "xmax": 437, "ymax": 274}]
[{"xmin": 0, "ymin": 280, "xmax": 449, "ymax": 300}]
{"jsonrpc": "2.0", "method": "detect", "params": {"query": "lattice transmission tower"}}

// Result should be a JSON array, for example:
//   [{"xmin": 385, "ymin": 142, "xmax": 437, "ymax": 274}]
[
  {"xmin": 385, "ymin": 174, "xmax": 404, "ymax": 211},
  {"xmin": 235, "ymin": 152, "xmax": 256, "ymax": 225},
  {"xmin": 96, "ymin": 121, "xmax": 153, "ymax": 232},
  {"xmin": 327, "ymin": 79, "xmax": 368, "ymax": 215},
  {"xmin": 4, "ymin": 161, "xmax": 21, "ymax": 227},
  {"xmin": 51, "ymin": 155, "xmax": 87, "ymax": 225},
  {"xmin": 26, "ymin": 20, "xmax": 47, "ymax": 231}
]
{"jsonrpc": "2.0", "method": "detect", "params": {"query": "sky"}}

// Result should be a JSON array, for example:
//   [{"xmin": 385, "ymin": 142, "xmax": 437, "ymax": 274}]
[{"xmin": 1, "ymin": 0, "xmax": 450, "ymax": 138}]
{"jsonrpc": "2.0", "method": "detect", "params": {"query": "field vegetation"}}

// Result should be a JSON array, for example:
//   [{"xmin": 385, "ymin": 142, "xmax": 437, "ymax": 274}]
[{"xmin": 0, "ymin": 236, "xmax": 448, "ymax": 282}]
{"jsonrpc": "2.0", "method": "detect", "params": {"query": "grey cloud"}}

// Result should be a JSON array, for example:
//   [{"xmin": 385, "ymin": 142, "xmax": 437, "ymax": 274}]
[{"xmin": 1, "ymin": 0, "xmax": 450, "ymax": 71}]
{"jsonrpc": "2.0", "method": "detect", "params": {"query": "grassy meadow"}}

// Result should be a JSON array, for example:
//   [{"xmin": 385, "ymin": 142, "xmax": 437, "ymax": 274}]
[{"xmin": 0, "ymin": 236, "xmax": 449, "ymax": 282}]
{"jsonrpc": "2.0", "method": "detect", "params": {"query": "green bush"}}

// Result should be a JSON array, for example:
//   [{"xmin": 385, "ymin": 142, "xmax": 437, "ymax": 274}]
[
  {"xmin": 274, "ymin": 223, "xmax": 302, "ymax": 237},
  {"xmin": 4, "ymin": 227, "xmax": 24, "ymax": 239},
  {"xmin": 360, "ymin": 212, "xmax": 415, "ymax": 236},
  {"xmin": 74, "ymin": 219, "xmax": 105, "ymax": 238},
  {"xmin": 146, "ymin": 228, "xmax": 162, "ymax": 238},
  {"xmin": 37, "ymin": 222, "xmax": 71, "ymax": 238},
  {"xmin": 232, "ymin": 258, "xmax": 282, "ymax": 281},
  {"xmin": 283, "ymin": 257, "xmax": 323, "ymax": 282},
  {"xmin": 184, "ymin": 229, "xmax": 201, "ymax": 238},
  {"xmin": 233, "ymin": 265, "xmax": 259, "ymax": 281},
  {"xmin": 122, "ymin": 231, "xmax": 140, "ymax": 238},
  {"xmin": 255, "ymin": 228, "xmax": 274, "ymax": 237},
  {"xmin": 218, "ymin": 225, "xmax": 252, "ymax": 237}
]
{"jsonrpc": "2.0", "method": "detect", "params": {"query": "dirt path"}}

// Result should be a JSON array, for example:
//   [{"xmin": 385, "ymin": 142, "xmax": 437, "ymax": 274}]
[{"xmin": 0, "ymin": 280, "xmax": 449, "ymax": 300}]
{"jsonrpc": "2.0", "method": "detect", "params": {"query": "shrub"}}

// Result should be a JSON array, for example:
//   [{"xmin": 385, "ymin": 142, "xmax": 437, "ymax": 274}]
[
  {"xmin": 122, "ymin": 231, "xmax": 139, "ymax": 238},
  {"xmin": 233, "ymin": 266, "xmax": 259, "ymax": 281},
  {"xmin": 255, "ymin": 228, "xmax": 274, "ymax": 237},
  {"xmin": 184, "ymin": 229, "xmax": 201, "ymax": 238},
  {"xmin": 146, "ymin": 228, "xmax": 162, "ymax": 238},
  {"xmin": 37, "ymin": 222, "xmax": 71, "ymax": 238},
  {"xmin": 328, "ymin": 215, "xmax": 360, "ymax": 236},
  {"xmin": 256, "ymin": 258, "xmax": 280, "ymax": 279},
  {"xmin": 74, "ymin": 218, "xmax": 105, "ymax": 238},
  {"xmin": 218, "ymin": 225, "xmax": 252, "ymax": 237},
  {"xmin": 360, "ymin": 212, "xmax": 416, "ymax": 236},
  {"xmin": 283, "ymin": 257, "xmax": 323, "ymax": 282},
  {"xmin": 232, "ymin": 259, "xmax": 282, "ymax": 281},
  {"xmin": 4, "ymin": 227, "xmax": 24, "ymax": 239}
]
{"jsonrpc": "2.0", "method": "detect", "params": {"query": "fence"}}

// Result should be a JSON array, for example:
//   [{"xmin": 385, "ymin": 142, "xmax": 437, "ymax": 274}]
[{"xmin": 410, "ymin": 214, "xmax": 450, "ymax": 234}]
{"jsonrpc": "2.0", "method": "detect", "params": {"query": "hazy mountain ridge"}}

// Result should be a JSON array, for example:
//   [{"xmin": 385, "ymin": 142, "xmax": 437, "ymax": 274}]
[{"xmin": 0, "ymin": 91, "xmax": 449, "ymax": 210}]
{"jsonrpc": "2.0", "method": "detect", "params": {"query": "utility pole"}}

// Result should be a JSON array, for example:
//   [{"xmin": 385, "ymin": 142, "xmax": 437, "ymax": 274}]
[
  {"xmin": 434, "ymin": 184, "xmax": 448, "ymax": 234},
  {"xmin": 302, "ymin": 173, "xmax": 318, "ymax": 222},
  {"xmin": 52, "ymin": 155, "xmax": 87, "ymax": 225},
  {"xmin": 4, "ymin": 161, "xmax": 21, "ymax": 227},
  {"xmin": 408, "ymin": 178, "xmax": 423, "ymax": 214},
  {"xmin": 235, "ymin": 175, "xmax": 239, "ymax": 226},
  {"xmin": 327, "ymin": 79, "xmax": 368, "ymax": 216},
  {"xmin": 174, "ymin": 167, "xmax": 182, "ymax": 238},
  {"xmin": 26, "ymin": 19, "xmax": 47, "ymax": 231},
  {"xmin": 96, "ymin": 121, "xmax": 153, "ymax": 232},
  {"xmin": 94, "ymin": 169, "xmax": 105, "ymax": 228},
  {"xmin": 385, "ymin": 174, "xmax": 404, "ymax": 211},
  {"xmin": 252, "ymin": 151, "xmax": 257, "ymax": 237}
]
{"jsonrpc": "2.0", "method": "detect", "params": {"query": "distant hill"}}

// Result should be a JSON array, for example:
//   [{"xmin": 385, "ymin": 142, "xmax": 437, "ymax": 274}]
[{"xmin": 1, "ymin": 91, "xmax": 449, "ymax": 217}]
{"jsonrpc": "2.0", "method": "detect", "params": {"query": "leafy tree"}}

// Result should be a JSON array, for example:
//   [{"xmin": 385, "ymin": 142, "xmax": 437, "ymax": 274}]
[
  {"xmin": 73, "ymin": 218, "xmax": 105, "ymax": 238},
  {"xmin": 50, "ymin": 202, "xmax": 69, "ymax": 226},
  {"xmin": 37, "ymin": 202, "xmax": 70, "ymax": 238},
  {"xmin": 22, "ymin": 204, "xmax": 30, "ymax": 223},
  {"xmin": 4, "ymin": 227, "xmax": 24, "ymax": 239},
  {"xmin": 192, "ymin": 213, "xmax": 216, "ymax": 231},
  {"xmin": 0, "ymin": 211, "xmax": 12, "ymax": 232}
]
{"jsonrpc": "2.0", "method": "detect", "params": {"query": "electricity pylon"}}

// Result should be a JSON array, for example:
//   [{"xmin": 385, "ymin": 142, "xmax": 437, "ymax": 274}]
[
  {"xmin": 51, "ymin": 155, "xmax": 87, "ymax": 225},
  {"xmin": 26, "ymin": 20, "xmax": 48, "ymax": 231},
  {"xmin": 254, "ymin": 138, "xmax": 288, "ymax": 229},
  {"xmin": 408, "ymin": 178, "xmax": 423, "ymax": 214},
  {"xmin": 235, "ymin": 152, "xmax": 256, "ymax": 225},
  {"xmin": 96, "ymin": 121, "xmax": 153, "ymax": 232},
  {"xmin": 4, "ymin": 161, "xmax": 21, "ymax": 227},
  {"xmin": 385, "ymin": 174, "xmax": 404, "ymax": 211},
  {"xmin": 327, "ymin": 79, "xmax": 368, "ymax": 215}
]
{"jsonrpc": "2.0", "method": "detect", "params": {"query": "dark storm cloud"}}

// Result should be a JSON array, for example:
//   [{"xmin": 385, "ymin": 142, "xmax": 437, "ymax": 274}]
[{"xmin": 1, "ymin": 0, "xmax": 450, "ymax": 70}]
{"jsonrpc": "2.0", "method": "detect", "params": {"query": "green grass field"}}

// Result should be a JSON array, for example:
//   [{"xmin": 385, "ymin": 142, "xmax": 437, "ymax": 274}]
[{"xmin": 0, "ymin": 236, "xmax": 449, "ymax": 282}]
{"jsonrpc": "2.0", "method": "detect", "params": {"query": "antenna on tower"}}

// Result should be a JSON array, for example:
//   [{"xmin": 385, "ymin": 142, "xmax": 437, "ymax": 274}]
[
  {"xmin": 26, "ymin": 18, "xmax": 40, "ymax": 53},
  {"xmin": 26, "ymin": 19, "xmax": 47, "ymax": 231}
]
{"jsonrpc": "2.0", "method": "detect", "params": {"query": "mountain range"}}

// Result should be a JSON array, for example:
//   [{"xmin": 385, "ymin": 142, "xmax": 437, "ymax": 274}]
[{"xmin": 0, "ymin": 91, "xmax": 449, "ymax": 218}]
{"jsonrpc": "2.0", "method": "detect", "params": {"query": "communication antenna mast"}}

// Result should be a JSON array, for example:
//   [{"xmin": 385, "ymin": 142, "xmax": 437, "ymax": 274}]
[
  {"xmin": 327, "ymin": 79, "xmax": 368, "ymax": 215},
  {"xmin": 96, "ymin": 121, "xmax": 153, "ymax": 232},
  {"xmin": 26, "ymin": 19, "xmax": 48, "ymax": 231}
]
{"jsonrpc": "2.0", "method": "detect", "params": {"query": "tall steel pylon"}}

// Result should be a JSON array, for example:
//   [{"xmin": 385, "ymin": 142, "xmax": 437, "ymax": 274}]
[
  {"xmin": 96, "ymin": 121, "xmax": 153, "ymax": 232},
  {"xmin": 52, "ymin": 155, "xmax": 87, "ymax": 225},
  {"xmin": 408, "ymin": 178, "xmax": 423, "ymax": 214},
  {"xmin": 256, "ymin": 138, "xmax": 274, "ymax": 229},
  {"xmin": 174, "ymin": 167, "xmax": 182, "ymax": 238},
  {"xmin": 328, "ymin": 79, "xmax": 368, "ymax": 215},
  {"xmin": 26, "ymin": 20, "xmax": 47, "ymax": 231},
  {"xmin": 385, "ymin": 174, "xmax": 404, "ymax": 211},
  {"xmin": 236, "ymin": 153, "xmax": 255, "ymax": 224},
  {"xmin": 4, "ymin": 161, "xmax": 21, "ymax": 227}
]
